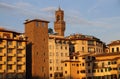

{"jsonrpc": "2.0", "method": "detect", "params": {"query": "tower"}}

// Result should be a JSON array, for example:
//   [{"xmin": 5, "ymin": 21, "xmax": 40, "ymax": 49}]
[
  {"xmin": 24, "ymin": 19, "xmax": 49, "ymax": 79},
  {"xmin": 54, "ymin": 8, "xmax": 66, "ymax": 36}
]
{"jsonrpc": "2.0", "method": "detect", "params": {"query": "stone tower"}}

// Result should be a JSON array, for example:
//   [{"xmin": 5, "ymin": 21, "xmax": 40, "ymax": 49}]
[
  {"xmin": 54, "ymin": 7, "xmax": 66, "ymax": 36},
  {"xmin": 24, "ymin": 19, "xmax": 49, "ymax": 79}
]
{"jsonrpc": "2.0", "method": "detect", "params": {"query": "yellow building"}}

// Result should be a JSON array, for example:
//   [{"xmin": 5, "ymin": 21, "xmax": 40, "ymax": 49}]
[
  {"xmin": 62, "ymin": 52, "xmax": 120, "ymax": 79},
  {"xmin": 48, "ymin": 7, "xmax": 106, "ymax": 79},
  {"xmin": 93, "ymin": 53, "xmax": 120, "ymax": 79},
  {"xmin": 107, "ymin": 40, "xmax": 120, "ymax": 53},
  {"xmin": 63, "ymin": 53, "xmax": 95, "ymax": 79},
  {"xmin": 49, "ymin": 35, "xmax": 69, "ymax": 79},
  {"xmin": 0, "ymin": 28, "xmax": 26, "ymax": 79},
  {"xmin": 67, "ymin": 34, "xmax": 105, "ymax": 55}
]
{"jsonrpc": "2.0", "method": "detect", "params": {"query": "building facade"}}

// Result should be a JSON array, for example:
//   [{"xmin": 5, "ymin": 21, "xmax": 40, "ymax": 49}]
[
  {"xmin": 107, "ymin": 40, "xmax": 120, "ymax": 53},
  {"xmin": 67, "ymin": 34, "xmax": 105, "ymax": 55},
  {"xmin": 0, "ymin": 28, "xmax": 26, "ymax": 79},
  {"xmin": 63, "ymin": 53, "xmax": 120, "ymax": 79},
  {"xmin": 49, "ymin": 35, "xmax": 69, "ymax": 79},
  {"xmin": 25, "ymin": 19, "xmax": 49, "ymax": 79}
]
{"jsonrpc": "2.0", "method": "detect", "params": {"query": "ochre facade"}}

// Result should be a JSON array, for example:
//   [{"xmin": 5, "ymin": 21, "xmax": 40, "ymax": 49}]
[
  {"xmin": 25, "ymin": 19, "xmax": 49, "ymax": 79},
  {"xmin": 0, "ymin": 29, "xmax": 26, "ymax": 79}
]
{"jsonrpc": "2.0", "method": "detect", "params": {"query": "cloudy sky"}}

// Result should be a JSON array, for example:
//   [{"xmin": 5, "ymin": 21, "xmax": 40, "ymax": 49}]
[{"xmin": 0, "ymin": 0, "xmax": 120, "ymax": 43}]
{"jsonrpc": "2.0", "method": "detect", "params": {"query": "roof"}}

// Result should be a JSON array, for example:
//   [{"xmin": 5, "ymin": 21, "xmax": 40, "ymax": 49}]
[
  {"xmin": 49, "ymin": 34, "xmax": 69, "ymax": 40},
  {"xmin": 107, "ymin": 40, "xmax": 120, "ymax": 46},
  {"xmin": 93, "ymin": 52, "xmax": 120, "ymax": 57},
  {"xmin": 0, "ymin": 27, "xmax": 22, "ymax": 34},
  {"xmin": 24, "ymin": 19, "xmax": 49, "ymax": 24}
]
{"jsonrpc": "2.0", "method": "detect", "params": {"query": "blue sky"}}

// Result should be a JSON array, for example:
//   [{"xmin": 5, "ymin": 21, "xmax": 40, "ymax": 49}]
[{"xmin": 0, "ymin": 0, "xmax": 120, "ymax": 43}]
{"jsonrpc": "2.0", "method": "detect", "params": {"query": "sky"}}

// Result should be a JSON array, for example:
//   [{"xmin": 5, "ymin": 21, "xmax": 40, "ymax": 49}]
[{"xmin": 0, "ymin": 0, "xmax": 120, "ymax": 44}]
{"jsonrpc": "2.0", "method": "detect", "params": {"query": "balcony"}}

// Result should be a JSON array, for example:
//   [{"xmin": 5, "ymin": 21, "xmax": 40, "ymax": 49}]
[
  {"xmin": 0, "ymin": 61, "xmax": 6, "ymax": 64},
  {"xmin": 7, "ymin": 61, "xmax": 16, "ymax": 64},
  {"xmin": 17, "ymin": 61, "xmax": 25, "ymax": 65},
  {"xmin": 17, "ymin": 53, "xmax": 25, "ymax": 57},
  {"xmin": 8, "ymin": 45, "xmax": 15, "ymax": 49},
  {"xmin": 0, "ymin": 53, "xmax": 5, "ymax": 56},
  {"xmin": 7, "ymin": 53, "xmax": 16, "ymax": 56},
  {"xmin": 0, "ymin": 70, "xmax": 5, "ymax": 73},
  {"xmin": 17, "ymin": 46, "xmax": 25, "ymax": 49},
  {"xmin": 0, "ymin": 45, "xmax": 5, "ymax": 48}
]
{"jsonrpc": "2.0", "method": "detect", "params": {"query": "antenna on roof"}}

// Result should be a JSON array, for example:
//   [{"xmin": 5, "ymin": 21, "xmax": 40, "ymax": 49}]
[{"xmin": 58, "ymin": 0, "xmax": 61, "ymax": 9}]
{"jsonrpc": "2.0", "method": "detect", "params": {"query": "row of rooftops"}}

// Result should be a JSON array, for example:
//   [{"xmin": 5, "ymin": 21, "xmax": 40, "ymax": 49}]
[{"xmin": 0, "ymin": 27, "xmax": 119, "ymax": 46}]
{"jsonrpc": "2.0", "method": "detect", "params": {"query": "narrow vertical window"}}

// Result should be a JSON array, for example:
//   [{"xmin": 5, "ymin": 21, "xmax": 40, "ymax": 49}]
[{"xmin": 36, "ymin": 22, "xmax": 39, "ymax": 27}]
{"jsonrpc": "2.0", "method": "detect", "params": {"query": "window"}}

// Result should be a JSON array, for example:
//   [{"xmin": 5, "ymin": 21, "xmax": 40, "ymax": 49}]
[
  {"xmin": 61, "ymin": 46, "xmax": 63, "ymax": 49},
  {"xmin": 105, "ymin": 68, "xmax": 107, "ymax": 72},
  {"xmin": 7, "ymin": 65, "xmax": 12, "ymax": 70},
  {"xmin": 81, "ymin": 70, "xmax": 85, "ymax": 73},
  {"xmin": 108, "ymin": 62, "xmax": 111, "ymax": 65},
  {"xmin": 50, "ymin": 74, "xmax": 52, "ymax": 77},
  {"xmin": 77, "ymin": 70, "xmax": 79, "ymax": 74},
  {"xmin": 8, "ymin": 49, "xmax": 12, "ymax": 53},
  {"xmin": 65, "ymin": 46, "xmax": 67, "ymax": 50},
  {"xmin": 49, "ymin": 52, "xmax": 52, "ymax": 56},
  {"xmin": 82, "ymin": 63, "xmax": 84, "ymax": 66},
  {"xmin": 0, "ymin": 56, "xmax": 2, "ymax": 61},
  {"xmin": 117, "ymin": 47, "xmax": 119, "ymax": 52},
  {"xmin": 0, "ymin": 64, "xmax": 2, "ymax": 69},
  {"xmin": 17, "ymin": 65, "xmax": 22, "ymax": 70},
  {"xmin": 17, "ymin": 49, "xmax": 22, "ymax": 54},
  {"xmin": 108, "ymin": 67, "xmax": 112, "ymax": 71},
  {"xmin": 36, "ymin": 22, "xmax": 39, "ymax": 27},
  {"xmin": 112, "ymin": 48, "xmax": 114, "ymax": 52},
  {"xmin": 65, "ymin": 53, "xmax": 67, "ymax": 56},
  {"xmin": 65, "ymin": 71, "xmax": 67, "ymax": 74},
  {"xmin": 0, "ymin": 48, "xmax": 2, "ymax": 53},
  {"xmin": 76, "ymin": 64, "xmax": 79, "ymax": 67},
  {"xmin": 50, "ymin": 59, "xmax": 52, "ymax": 63},
  {"xmin": 75, "ymin": 57, "xmax": 78, "ymax": 59},
  {"xmin": 88, "ymin": 63, "xmax": 90, "ymax": 66},
  {"xmin": 42, "ymin": 66, "xmax": 44, "ymax": 72},
  {"xmin": 17, "ymin": 57, "xmax": 22, "ymax": 62},
  {"xmin": 17, "ymin": 42, "xmax": 22, "ymax": 46},
  {"xmin": 101, "ymin": 69, "xmax": 103, "ymax": 72},
  {"xmin": 93, "ymin": 70, "xmax": 96, "ymax": 73},
  {"xmin": 50, "ymin": 67, "xmax": 52, "ymax": 71},
  {"xmin": 42, "ymin": 22, "xmax": 45, "ymax": 27},
  {"xmin": 82, "ymin": 47, "xmax": 84, "ymax": 52},
  {"xmin": 88, "ymin": 69, "xmax": 91, "ymax": 73},
  {"xmin": 8, "ymin": 41, "xmax": 12, "ymax": 45},
  {"xmin": 7, "ymin": 56, "xmax": 12, "ymax": 61},
  {"xmin": 65, "ymin": 63, "xmax": 67, "ymax": 66},
  {"xmin": 56, "ymin": 67, "xmax": 59, "ymax": 71},
  {"xmin": 56, "ymin": 52, "xmax": 59, "ymax": 56},
  {"xmin": 88, "ymin": 40, "xmax": 94, "ymax": 45}
]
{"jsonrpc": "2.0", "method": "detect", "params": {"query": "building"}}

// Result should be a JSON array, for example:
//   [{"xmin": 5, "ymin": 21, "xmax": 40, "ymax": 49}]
[
  {"xmin": 107, "ymin": 40, "xmax": 120, "ymax": 53},
  {"xmin": 48, "ymin": 8, "xmax": 69, "ymax": 79},
  {"xmin": 25, "ymin": 19, "xmax": 49, "ymax": 79},
  {"xmin": 63, "ymin": 52, "xmax": 120, "ymax": 79},
  {"xmin": 48, "ymin": 7, "xmax": 107, "ymax": 79},
  {"xmin": 0, "ymin": 28, "xmax": 26, "ymax": 79},
  {"xmin": 54, "ymin": 7, "xmax": 66, "ymax": 36},
  {"xmin": 49, "ymin": 35, "xmax": 69, "ymax": 79},
  {"xmin": 63, "ymin": 53, "xmax": 95, "ymax": 79},
  {"xmin": 67, "ymin": 34, "xmax": 105, "ymax": 55},
  {"xmin": 93, "ymin": 53, "xmax": 120, "ymax": 79}
]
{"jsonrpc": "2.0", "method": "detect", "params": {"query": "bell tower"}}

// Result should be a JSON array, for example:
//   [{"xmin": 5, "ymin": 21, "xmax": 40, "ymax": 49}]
[{"xmin": 54, "ymin": 7, "xmax": 66, "ymax": 36}]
